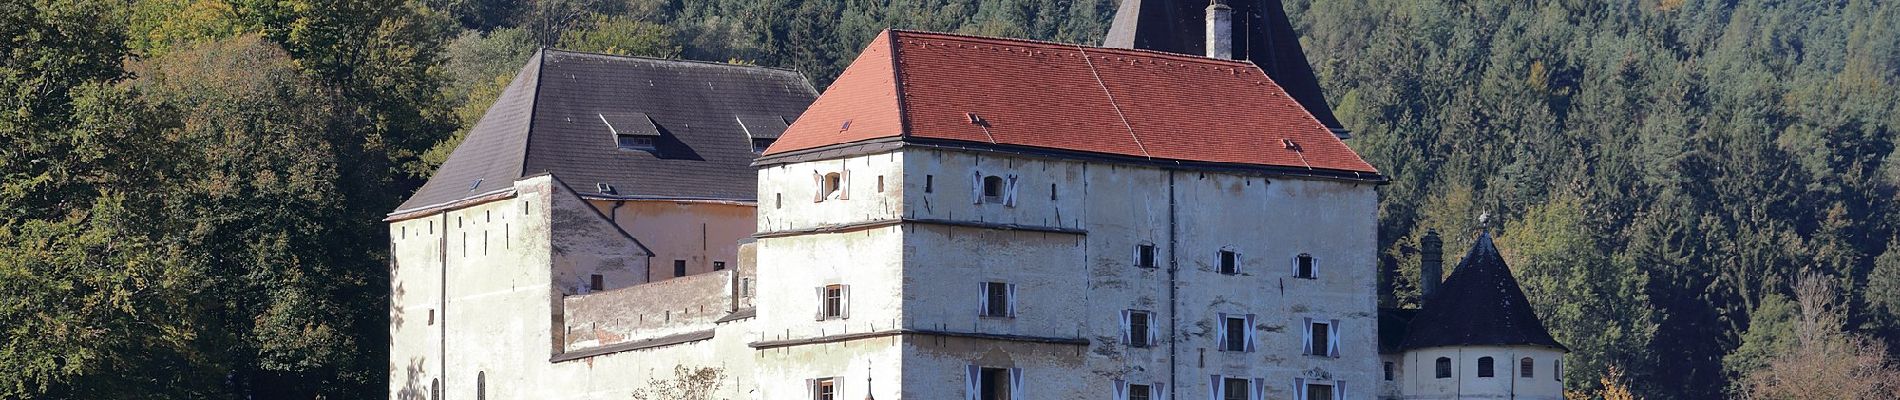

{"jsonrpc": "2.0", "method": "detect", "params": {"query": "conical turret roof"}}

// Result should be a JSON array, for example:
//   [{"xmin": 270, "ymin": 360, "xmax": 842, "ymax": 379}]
[
  {"xmin": 1103, "ymin": 0, "xmax": 1349, "ymax": 137},
  {"xmin": 1399, "ymin": 232, "xmax": 1567, "ymax": 352}
]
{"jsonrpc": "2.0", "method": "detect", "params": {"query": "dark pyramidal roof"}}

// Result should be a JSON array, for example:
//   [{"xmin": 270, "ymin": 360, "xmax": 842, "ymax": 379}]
[
  {"xmin": 1102, "ymin": 0, "xmax": 1349, "ymax": 137},
  {"xmin": 395, "ymin": 49, "xmax": 819, "ymax": 214},
  {"xmin": 1399, "ymin": 232, "xmax": 1568, "ymax": 352}
]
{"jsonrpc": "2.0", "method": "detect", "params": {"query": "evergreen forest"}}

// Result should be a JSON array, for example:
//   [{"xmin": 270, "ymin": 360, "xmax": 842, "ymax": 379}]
[{"xmin": 3, "ymin": 0, "xmax": 1898, "ymax": 398}]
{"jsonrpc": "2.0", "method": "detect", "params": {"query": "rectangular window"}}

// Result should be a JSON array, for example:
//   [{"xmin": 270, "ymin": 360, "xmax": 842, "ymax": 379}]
[
  {"xmin": 821, "ymin": 284, "xmax": 846, "ymax": 319},
  {"xmin": 1050, "ymin": 183, "xmax": 1057, "ymax": 200},
  {"xmin": 1436, "ymin": 357, "xmax": 1453, "ymax": 379},
  {"xmin": 925, "ymin": 175, "xmax": 934, "ymax": 193},
  {"xmin": 1384, "ymin": 362, "xmax": 1395, "ymax": 381},
  {"xmin": 1219, "ymin": 250, "xmax": 1239, "ymax": 275},
  {"xmin": 1223, "ymin": 317, "xmax": 1247, "ymax": 352},
  {"xmin": 1221, "ymin": 378, "xmax": 1248, "ymax": 400},
  {"xmin": 1126, "ymin": 310, "xmax": 1152, "ymax": 348},
  {"xmin": 877, "ymin": 175, "xmax": 885, "ymax": 192},
  {"xmin": 1521, "ymin": 357, "xmax": 1535, "ymax": 378},
  {"xmin": 981, "ymin": 282, "xmax": 1013, "ymax": 318},
  {"xmin": 1303, "ymin": 318, "xmax": 1341, "ymax": 357},
  {"xmin": 713, "ymin": 261, "xmax": 726, "ymax": 271},
  {"xmin": 1305, "ymin": 383, "xmax": 1333, "ymax": 400},
  {"xmin": 617, "ymin": 135, "xmax": 656, "ymax": 151},
  {"xmin": 674, "ymin": 260, "xmax": 687, "ymax": 277},
  {"xmin": 1308, "ymin": 322, "xmax": 1330, "ymax": 356},
  {"xmin": 1296, "ymin": 254, "xmax": 1317, "ymax": 279},
  {"xmin": 589, "ymin": 274, "xmax": 604, "ymax": 292},
  {"xmin": 1555, "ymin": 360, "xmax": 1563, "ymax": 381},
  {"xmin": 1127, "ymin": 384, "xmax": 1151, "ymax": 400},
  {"xmin": 811, "ymin": 377, "xmax": 835, "ymax": 400},
  {"xmin": 1136, "ymin": 244, "xmax": 1157, "ymax": 268},
  {"xmin": 1479, "ymin": 357, "xmax": 1496, "ymax": 378},
  {"xmin": 751, "ymin": 138, "xmax": 774, "ymax": 154},
  {"xmin": 978, "ymin": 367, "xmax": 1012, "ymax": 400}
]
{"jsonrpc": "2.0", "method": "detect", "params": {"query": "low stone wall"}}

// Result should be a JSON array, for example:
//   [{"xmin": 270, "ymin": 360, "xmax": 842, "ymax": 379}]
[{"xmin": 562, "ymin": 270, "xmax": 732, "ymax": 352}]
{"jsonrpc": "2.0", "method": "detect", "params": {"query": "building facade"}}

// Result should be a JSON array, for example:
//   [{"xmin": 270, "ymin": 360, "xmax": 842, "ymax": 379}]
[{"xmin": 386, "ymin": 2, "xmax": 1566, "ymax": 400}]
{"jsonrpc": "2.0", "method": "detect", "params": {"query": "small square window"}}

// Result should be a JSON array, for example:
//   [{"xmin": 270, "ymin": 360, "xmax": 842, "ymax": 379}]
[
  {"xmin": 713, "ymin": 261, "xmax": 726, "ymax": 271},
  {"xmin": 1305, "ymin": 383, "xmax": 1333, "ymax": 400},
  {"xmin": 1222, "ymin": 378, "xmax": 1249, "ymax": 400},
  {"xmin": 1128, "ymin": 384, "xmax": 1152, "ymax": 400},
  {"xmin": 822, "ymin": 285, "xmax": 845, "ymax": 318},
  {"xmin": 812, "ymin": 377, "xmax": 835, "ymax": 400},
  {"xmin": 1136, "ymin": 244, "xmax": 1157, "ymax": 268},
  {"xmin": 979, "ymin": 368, "xmax": 1011, "ymax": 400},
  {"xmin": 1222, "ymin": 317, "xmax": 1247, "ymax": 351},
  {"xmin": 590, "ymin": 274, "xmax": 604, "ymax": 291},
  {"xmin": 1219, "ymin": 250, "xmax": 1239, "ymax": 275},
  {"xmin": 982, "ymin": 282, "xmax": 1012, "ymax": 318},
  {"xmin": 674, "ymin": 260, "xmax": 687, "ymax": 277}
]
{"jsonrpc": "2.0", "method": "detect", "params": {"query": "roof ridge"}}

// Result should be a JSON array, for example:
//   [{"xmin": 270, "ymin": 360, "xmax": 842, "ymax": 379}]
[
  {"xmin": 517, "ymin": 48, "xmax": 547, "ymax": 180},
  {"xmin": 886, "ymin": 29, "xmax": 1262, "ymax": 69},
  {"xmin": 540, "ymin": 47, "xmax": 806, "ymax": 74},
  {"xmin": 885, "ymin": 30, "xmax": 914, "ymax": 140}
]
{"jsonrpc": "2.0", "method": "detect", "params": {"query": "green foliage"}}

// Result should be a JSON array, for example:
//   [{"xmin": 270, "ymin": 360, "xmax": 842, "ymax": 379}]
[
  {"xmin": 557, "ymin": 15, "xmax": 682, "ymax": 58},
  {"xmin": 1501, "ymin": 196, "xmax": 1656, "ymax": 393}
]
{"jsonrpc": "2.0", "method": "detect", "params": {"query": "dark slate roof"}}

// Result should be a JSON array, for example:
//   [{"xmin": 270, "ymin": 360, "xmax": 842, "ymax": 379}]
[
  {"xmin": 1398, "ymin": 233, "xmax": 1568, "ymax": 352},
  {"xmin": 1378, "ymin": 307, "xmax": 1418, "ymax": 354},
  {"xmin": 1102, "ymin": 0, "xmax": 1349, "ymax": 138},
  {"xmin": 395, "ymin": 49, "xmax": 819, "ymax": 213}
]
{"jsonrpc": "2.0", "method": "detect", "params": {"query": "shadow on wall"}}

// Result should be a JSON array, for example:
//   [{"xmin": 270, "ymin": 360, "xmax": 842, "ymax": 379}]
[{"xmin": 396, "ymin": 358, "xmax": 428, "ymax": 400}]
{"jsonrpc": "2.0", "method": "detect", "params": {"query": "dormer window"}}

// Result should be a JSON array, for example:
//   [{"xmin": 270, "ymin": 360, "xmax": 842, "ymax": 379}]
[
  {"xmin": 737, "ymin": 115, "xmax": 790, "ymax": 155},
  {"xmin": 600, "ymin": 112, "xmax": 660, "ymax": 152}
]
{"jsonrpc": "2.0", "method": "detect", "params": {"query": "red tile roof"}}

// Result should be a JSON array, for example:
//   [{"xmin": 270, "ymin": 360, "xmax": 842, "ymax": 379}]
[{"xmin": 765, "ymin": 30, "xmax": 1379, "ymax": 175}]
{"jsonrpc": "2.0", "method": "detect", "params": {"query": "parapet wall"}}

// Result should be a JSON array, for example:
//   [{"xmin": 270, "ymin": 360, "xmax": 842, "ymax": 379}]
[{"xmin": 561, "ymin": 269, "xmax": 734, "ymax": 352}]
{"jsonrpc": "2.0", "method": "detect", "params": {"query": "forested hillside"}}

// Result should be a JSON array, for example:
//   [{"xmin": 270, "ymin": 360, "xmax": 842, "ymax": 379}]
[{"xmin": 3, "ymin": 0, "xmax": 1896, "ymax": 398}]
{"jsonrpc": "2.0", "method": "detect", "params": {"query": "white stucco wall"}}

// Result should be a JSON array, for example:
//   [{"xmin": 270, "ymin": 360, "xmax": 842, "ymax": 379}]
[
  {"xmin": 1398, "ymin": 346, "xmax": 1566, "ymax": 400},
  {"xmin": 591, "ymin": 200, "xmax": 753, "ymax": 281}
]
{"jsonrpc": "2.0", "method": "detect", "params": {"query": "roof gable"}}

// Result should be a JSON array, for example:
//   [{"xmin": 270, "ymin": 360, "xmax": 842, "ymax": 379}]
[
  {"xmin": 1399, "ymin": 232, "xmax": 1568, "ymax": 352},
  {"xmin": 764, "ymin": 30, "xmax": 1378, "ymax": 176}
]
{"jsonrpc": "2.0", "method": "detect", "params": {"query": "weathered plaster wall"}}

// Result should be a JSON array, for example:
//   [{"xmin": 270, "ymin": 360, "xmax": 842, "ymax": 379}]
[
  {"xmin": 563, "ymin": 270, "xmax": 732, "ymax": 351},
  {"xmin": 756, "ymin": 151, "xmax": 905, "ymax": 232},
  {"xmin": 590, "ymin": 200, "xmax": 753, "ymax": 281},
  {"xmin": 1399, "ymin": 346, "xmax": 1566, "ymax": 400}
]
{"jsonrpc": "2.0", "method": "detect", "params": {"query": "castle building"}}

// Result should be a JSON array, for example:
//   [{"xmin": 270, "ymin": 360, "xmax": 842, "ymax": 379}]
[{"xmin": 386, "ymin": 2, "xmax": 1565, "ymax": 399}]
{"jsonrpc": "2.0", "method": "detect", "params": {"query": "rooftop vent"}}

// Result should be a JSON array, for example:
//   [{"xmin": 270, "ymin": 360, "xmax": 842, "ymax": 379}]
[
  {"xmin": 467, "ymin": 178, "xmax": 484, "ymax": 193},
  {"xmin": 597, "ymin": 183, "xmax": 617, "ymax": 195}
]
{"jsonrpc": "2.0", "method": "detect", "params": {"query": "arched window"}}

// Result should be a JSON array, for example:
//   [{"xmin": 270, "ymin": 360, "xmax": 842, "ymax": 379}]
[
  {"xmin": 1555, "ymin": 359, "xmax": 1563, "ymax": 381},
  {"xmin": 430, "ymin": 378, "xmax": 441, "ymax": 400},
  {"xmin": 1478, "ymin": 356, "xmax": 1495, "ymax": 377},
  {"xmin": 823, "ymin": 173, "xmax": 842, "ymax": 199},
  {"xmin": 982, "ymin": 175, "xmax": 1004, "ymax": 203},
  {"xmin": 1521, "ymin": 357, "xmax": 1535, "ymax": 378},
  {"xmin": 477, "ymin": 371, "xmax": 486, "ymax": 400},
  {"xmin": 1435, "ymin": 357, "xmax": 1452, "ymax": 379}
]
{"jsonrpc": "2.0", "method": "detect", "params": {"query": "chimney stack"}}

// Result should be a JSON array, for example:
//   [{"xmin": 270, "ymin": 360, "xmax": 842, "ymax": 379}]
[
  {"xmin": 1205, "ymin": 0, "xmax": 1233, "ymax": 59},
  {"xmin": 1420, "ymin": 229, "xmax": 1443, "ymax": 301}
]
